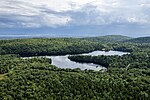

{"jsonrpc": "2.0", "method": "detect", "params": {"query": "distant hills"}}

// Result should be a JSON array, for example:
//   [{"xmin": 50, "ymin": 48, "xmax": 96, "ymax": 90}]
[
  {"xmin": 83, "ymin": 35, "xmax": 150, "ymax": 43},
  {"xmin": 82, "ymin": 35, "xmax": 132, "ymax": 42},
  {"xmin": 124, "ymin": 37, "xmax": 150, "ymax": 43},
  {"xmin": 0, "ymin": 34, "xmax": 150, "ymax": 43}
]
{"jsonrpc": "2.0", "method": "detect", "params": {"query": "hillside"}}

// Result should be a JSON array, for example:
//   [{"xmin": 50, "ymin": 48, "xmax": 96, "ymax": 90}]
[
  {"xmin": 124, "ymin": 37, "xmax": 150, "ymax": 43},
  {"xmin": 0, "ymin": 38, "xmax": 107, "ymax": 56},
  {"xmin": 0, "ymin": 37, "xmax": 150, "ymax": 99},
  {"xmin": 82, "ymin": 35, "xmax": 132, "ymax": 42}
]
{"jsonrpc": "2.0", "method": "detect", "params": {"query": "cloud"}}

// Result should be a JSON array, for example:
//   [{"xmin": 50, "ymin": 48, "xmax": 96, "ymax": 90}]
[
  {"xmin": 68, "ymin": 0, "xmax": 150, "ymax": 25},
  {"xmin": 0, "ymin": 0, "xmax": 150, "ymax": 28},
  {"xmin": 0, "ymin": 0, "xmax": 73, "ymax": 28}
]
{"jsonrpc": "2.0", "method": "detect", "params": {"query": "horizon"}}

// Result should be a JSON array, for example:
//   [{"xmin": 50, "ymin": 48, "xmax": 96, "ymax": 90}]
[
  {"xmin": 0, "ymin": 34, "xmax": 149, "ymax": 40},
  {"xmin": 0, "ymin": 0, "xmax": 150, "ymax": 37}
]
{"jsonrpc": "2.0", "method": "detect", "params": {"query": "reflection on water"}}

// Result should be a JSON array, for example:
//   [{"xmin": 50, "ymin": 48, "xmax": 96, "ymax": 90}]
[
  {"xmin": 82, "ymin": 50, "xmax": 129, "ymax": 56},
  {"xmin": 46, "ymin": 55, "xmax": 105, "ymax": 71},
  {"xmin": 45, "ymin": 51, "xmax": 129, "ymax": 71}
]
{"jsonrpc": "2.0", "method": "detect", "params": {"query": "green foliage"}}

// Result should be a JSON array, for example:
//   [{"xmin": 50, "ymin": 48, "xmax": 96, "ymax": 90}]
[
  {"xmin": 124, "ymin": 36, "xmax": 150, "ymax": 43},
  {"xmin": 0, "ymin": 37, "xmax": 150, "ymax": 99},
  {"xmin": 0, "ymin": 38, "xmax": 105, "ymax": 56},
  {"xmin": 68, "ymin": 39, "xmax": 150, "ymax": 69},
  {"xmin": 82, "ymin": 35, "xmax": 131, "ymax": 43},
  {"xmin": 0, "ymin": 55, "xmax": 51, "ymax": 74},
  {"xmin": 69, "ymin": 51, "xmax": 150, "ymax": 68},
  {"xmin": 0, "ymin": 55, "xmax": 150, "ymax": 100}
]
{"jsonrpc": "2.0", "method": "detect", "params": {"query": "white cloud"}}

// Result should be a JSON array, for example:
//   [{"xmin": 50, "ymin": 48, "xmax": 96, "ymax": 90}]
[
  {"xmin": 0, "ymin": 0, "xmax": 150, "ymax": 28},
  {"xmin": 18, "ymin": 0, "xmax": 95, "ymax": 12},
  {"xmin": 42, "ymin": 14, "xmax": 71, "ymax": 27}
]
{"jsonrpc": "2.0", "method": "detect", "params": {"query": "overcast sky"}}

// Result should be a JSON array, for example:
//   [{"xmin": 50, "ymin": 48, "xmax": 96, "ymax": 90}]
[{"xmin": 0, "ymin": 0, "xmax": 150, "ymax": 37}]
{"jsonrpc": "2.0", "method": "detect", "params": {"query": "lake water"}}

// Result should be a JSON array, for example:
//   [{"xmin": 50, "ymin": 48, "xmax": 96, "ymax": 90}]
[
  {"xmin": 44, "ymin": 51, "xmax": 129, "ymax": 71},
  {"xmin": 82, "ymin": 50, "xmax": 129, "ymax": 56}
]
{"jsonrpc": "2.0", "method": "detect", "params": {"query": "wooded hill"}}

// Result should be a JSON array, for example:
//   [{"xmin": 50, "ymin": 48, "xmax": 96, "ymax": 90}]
[
  {"xmin": 0, "ymin": 36, "xmax": 150, "ymax": 99},
  {"xmin": 82, "ymin": 35, "xmax": 132, "ymax": 42},
  {"xmin": 124, "ymin": 36, "xmax": 150, "ymax": 43}
]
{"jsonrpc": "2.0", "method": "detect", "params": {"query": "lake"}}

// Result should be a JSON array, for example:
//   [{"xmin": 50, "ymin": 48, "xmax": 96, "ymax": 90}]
[{"xmin": 44, "ymin": 50, "xmax": 129, "ymax": 71}]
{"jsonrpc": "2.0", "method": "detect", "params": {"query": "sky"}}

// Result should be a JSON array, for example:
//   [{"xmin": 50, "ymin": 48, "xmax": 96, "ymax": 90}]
[{"xmin": 0, "ymin": 0, "xmax": 150, "ymax": 37}]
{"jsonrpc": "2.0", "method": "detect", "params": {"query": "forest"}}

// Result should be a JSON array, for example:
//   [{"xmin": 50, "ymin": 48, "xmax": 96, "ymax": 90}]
[{"xmin": 0, "ymin": 36, "xmax": 150, "ymax": 99}]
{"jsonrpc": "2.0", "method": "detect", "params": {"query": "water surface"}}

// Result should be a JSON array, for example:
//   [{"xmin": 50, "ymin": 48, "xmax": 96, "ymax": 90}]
[
  {"xmin": 44, "ymin": 50, "xmax": 129, "ymax": 71},
  {"xmin": 82, "ymin": 50, "xmax": 129, "ymax": 56}
]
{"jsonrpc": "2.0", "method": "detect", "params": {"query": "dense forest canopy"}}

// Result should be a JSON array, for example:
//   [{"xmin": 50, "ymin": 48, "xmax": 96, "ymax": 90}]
[
  {"xmin": 0, "ymin": 36, "xmax": 150, "ymax": 99},
  {"xmin": 124, "ymin": 37, "xmax": 150, "ymax": 43},
  {"xmin": 82, "ymin": 35, "xmax": 132, "ymax": 43},
  {"xmin": 0, "ymin": 38, "xmax": 107, "ymax": 56}
]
